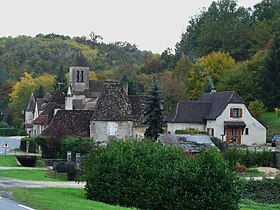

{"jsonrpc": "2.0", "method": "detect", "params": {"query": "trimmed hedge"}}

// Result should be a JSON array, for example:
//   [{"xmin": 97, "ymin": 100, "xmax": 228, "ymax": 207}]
[
  {"xmin": 243, "ymin": 180, "xmax": 280, "ymax": 204},
  {"xmin": 81, "ymin": 140, "xmax": 241, "ymax": 210},
  {"xmin": 175, "ymin": 129, "xmax": 208, "ymax": 135},
  {"xmin": 223, "ymin": 148, "xmax": 276, "ymax": 167},
  {"xmin": 35, "ymin": 136, "xmax": 55, "ymax": 158},
  {"xmin": 0, "ymin": 128, "xmax": 26, "ymax": 136},
  {"xmin": 61, "ymin": 137, "xmax": 96, "ymax": 159},
  {"xmin": 20, "ymin": 137, "xmax": 37, "ymax": 153}
]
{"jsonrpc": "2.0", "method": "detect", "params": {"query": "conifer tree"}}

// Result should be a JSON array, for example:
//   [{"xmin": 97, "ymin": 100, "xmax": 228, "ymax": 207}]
[
  {"xmin": 55, "ymin": 64, "xmax": 67, "ymax": 91},
  {"xmin": 261, "ymin": 33, "xmax": 280, "ymax": 110},
  {"xmin": 144, "ymin": 81, "xmax": 164, "ymax": 140}
]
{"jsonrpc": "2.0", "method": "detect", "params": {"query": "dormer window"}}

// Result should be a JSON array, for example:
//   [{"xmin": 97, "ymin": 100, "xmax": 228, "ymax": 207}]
[{"xmin": 230, "ymin": 108, "xmax": 242, "ymax": 118}]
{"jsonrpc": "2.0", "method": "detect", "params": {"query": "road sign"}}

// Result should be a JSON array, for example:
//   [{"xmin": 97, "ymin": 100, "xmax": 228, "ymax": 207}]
[{"xmin": 2, "ymin": 141, "xmax": 10, "ymax": 149}]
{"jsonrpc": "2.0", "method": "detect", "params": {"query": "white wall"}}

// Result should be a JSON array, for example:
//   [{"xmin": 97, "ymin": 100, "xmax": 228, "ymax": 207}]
[
  {"xmin": 167, "ymin": 122, "xmax": 205, "ymax": 134},
  {"xmin": 207, "ymin": 103, "xmax": 266, "ymax": 145}
]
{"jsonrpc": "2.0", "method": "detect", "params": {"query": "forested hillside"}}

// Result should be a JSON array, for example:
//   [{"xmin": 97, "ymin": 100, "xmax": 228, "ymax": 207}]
[{"xmin": 1, "ymin": 0, "xmax": 280, "ymax": 128}]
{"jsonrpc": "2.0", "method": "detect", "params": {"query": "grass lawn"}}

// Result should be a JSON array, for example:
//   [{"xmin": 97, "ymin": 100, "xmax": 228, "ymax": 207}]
[
  {"xmin": 240, "ymin": 199, "xmax": 280, "ymax": 210},
  {"xmin": 260, "ymin": 112, "xmax": 280, "ymax": 141},
  {"xmin": 0, "ymin": 155, "xmax": 18, "ymax": 167},
  {"xmin": 0, "ymin": 169, "xmax": 67, "ymax": 181},
  {"xmin": 243, "ymin": 168, "xmax": 267, "ymax": 177},
  {"xmin": 12, "ymin": 188, "xmax": 133, "ymax": 210}
]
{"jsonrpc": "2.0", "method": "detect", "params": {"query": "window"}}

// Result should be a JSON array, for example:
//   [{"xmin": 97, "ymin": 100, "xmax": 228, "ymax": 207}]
[
  {"xmin": 207, "ymin": 128, "xmax": 214, "ymax": 136},
  {"xmin": 108, "ymin": 122, "xmax": 117, "ymax": 136},
  {"xmin": 230, "ymin": 108, "xmax": 242, "ymax": 118},
  {"xmin": 245, "ymin": 128, "xmax": 249, "ymax": 135},
  {"xmin": 81, "ymin": 71, "xmax": 84, "ymax": 82},
  {"xmin": 76, "ymin": 71, "xmax": 80, "ymax": 82}
]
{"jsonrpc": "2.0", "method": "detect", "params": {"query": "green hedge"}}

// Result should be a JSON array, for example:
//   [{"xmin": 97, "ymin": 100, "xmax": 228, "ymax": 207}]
[
  {"xmin": 61, "ymin": 137, "xmax": 96, "ymax": 160},
  {"xmin": 81, "ymin": 140, "xmax": 241, "ymax": 210},
  {"xmin": 34, "ymin": 136, "xmax": 55, "ymax": 158},
  {"xmin": 223, "ymin": 149, "xmax": 276, "ymax": 167},
  {"xmin": 243, "ymin": 180, "xmax": 280, "ymax": 204},
  {"xmin": 20, "ymin": 137, "xmax": 37, "ymax": 153},
  {"xmin": 0, "ymin": 128, "xmax": 18, "ymax": 136},
  {"xmin": 175, "ymin": 129, "xmax": 208, "ymax": 135}
]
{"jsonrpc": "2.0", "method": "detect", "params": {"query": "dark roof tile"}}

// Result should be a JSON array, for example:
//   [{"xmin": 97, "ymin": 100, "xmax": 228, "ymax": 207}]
[
  {"xmin": 130, "ymin": 95, "xmax": 148, "ymax": 126},
  {"xmin": 71, "ymin": 51, "xmax": 88, "ymax": 67}
]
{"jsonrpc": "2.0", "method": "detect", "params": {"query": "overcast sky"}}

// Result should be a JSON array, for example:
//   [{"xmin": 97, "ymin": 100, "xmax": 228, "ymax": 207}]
[{"xmin": 1, "ymin": 0, "xmax": 261, "ymax": 53}]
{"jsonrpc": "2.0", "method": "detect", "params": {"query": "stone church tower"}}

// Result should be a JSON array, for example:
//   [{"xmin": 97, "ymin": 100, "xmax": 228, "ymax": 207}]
[{"xmin": 69, "ymin": 51, "xmax": 89, "ymax": 94}]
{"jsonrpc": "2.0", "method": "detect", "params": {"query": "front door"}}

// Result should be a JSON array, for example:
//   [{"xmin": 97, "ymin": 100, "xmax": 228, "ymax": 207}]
[{"xmin": 226, "ymin": 128, "xmax": 241, "ymax": 144}]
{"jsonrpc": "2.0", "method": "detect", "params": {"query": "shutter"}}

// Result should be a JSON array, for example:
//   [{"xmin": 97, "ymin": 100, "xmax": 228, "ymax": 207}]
[
  {"xmin": 230, "ymin": 108, "xmax": 233, "ymax": 117},
  {"xmin": 226, "ymin": 128, "xmax": 230, "ymax": 144},
  {"xmin": 237, "ymin": 128, "xmax": 241, "ymax": 145},
  {"xmin": 239, "ymin": 109, "xmax": 243, "ymax": 118}
]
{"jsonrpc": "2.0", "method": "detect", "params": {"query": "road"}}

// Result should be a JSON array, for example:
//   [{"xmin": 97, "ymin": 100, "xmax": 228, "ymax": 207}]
[
  {"xmin": 0, "ymin": 196, "xmax": 35, "ymax": 210},
  {"xmin": 0, "ymin": 136, "xmax": 22, "ymax": 155}
]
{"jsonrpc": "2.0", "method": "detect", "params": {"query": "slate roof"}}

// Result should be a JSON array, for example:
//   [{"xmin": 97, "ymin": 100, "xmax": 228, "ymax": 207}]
[
  {"xmin": 165, "ymin": 101, "xmax": 211, "ymax": 123},
  {"xmin": 44, "ymin": 110, "xmax": 93, "ymax": 137},
  {"xmin": 49, "ymin": 90, "xmax": 65, "ymax": 107},
  {"xmin": 130, "ymin": 95, "xmax": 148, "ymax": 126},
  {"xmin": 92, "ymin": 83, "xmax": 133, "ymax": 121},
  {"xmin": 158, "ymin": 134, "xmax": 215, "ymax": 153},
  {"xmin": 136, "ymin": 83, "xmax": 145, "ymax": 95},
  {"xmin": 198, "ymin": 91, "xmax": 245, "ymax": 120},
  {"xmin": 71, "ymin": 51, "xmax": 88, "ymax": 67},
  {"xmin": 26, "ymin": 93, "xmax": 36, "ymax": 112}
]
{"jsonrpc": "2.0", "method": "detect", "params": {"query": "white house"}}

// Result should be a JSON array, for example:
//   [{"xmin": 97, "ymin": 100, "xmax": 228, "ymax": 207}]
[{"xmin": 166, "ymin": 91, "xmax": 267, "ymax": 145}]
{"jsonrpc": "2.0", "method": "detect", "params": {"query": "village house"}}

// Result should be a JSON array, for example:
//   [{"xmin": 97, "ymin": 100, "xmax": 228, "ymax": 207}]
[
  {"xmin": 166, "ymin": 90, "xmax": 267, "ymax": 146},
  {"xmin": 25, "ymin": 52, "xmax": 148, "ymax": 141}
]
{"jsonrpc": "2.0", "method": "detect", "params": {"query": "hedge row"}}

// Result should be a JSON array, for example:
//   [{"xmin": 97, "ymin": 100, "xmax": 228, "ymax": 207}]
[
  {"xmin": 175, "ymin": 129, "xmax": 208, "ymax": 135},
  {"xmin": 243, "ymin": 180, "xmax": 280, "ymax": 204},
  {"xmin": 81, "ymin": 140, "xmax": 242, "ymax": 210},
  {"xmin": 0, "ymin": 128, "xmax": 26, "ymax": 136},
  {"xmin": 20, "ymin": 137, "xmax": 37, "ymax": 153}
]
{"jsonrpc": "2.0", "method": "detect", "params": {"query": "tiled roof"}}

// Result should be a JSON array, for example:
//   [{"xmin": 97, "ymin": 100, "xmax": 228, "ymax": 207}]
[
  {"xmin": 44, "ymin": 110, "xmax": 94, "ymax": 137},
  {"xmin": 26, "ymin": 94, "xmax": 36, "ymax": 112},
  {"xmin": 91, "ymin": 83, "xmax": 133, "ymax": 121},
  {"xmin": 198, "ymin": 91, "xmax": 245, "ymax": 120},
  {"xmin": 130, "ymin": 95, "xmax": 148, "ymax": 126},
  {"xmin": 50, "ymin": 90, "xmax": 65, "ymax": 106},
  {"xmin": 71, "ymin": 51, "xmax": 88, "ymax": 67},
  {"xmin": 33, "ymin": 115, "xmax": 48, "ymax": 125},
  {"xmin": 158, "ymin": 134, "xmax": 215, "ymax": 153},
  {"xmin": 136, "ymin": 83, "xmax": 145, "ymax": 95},
  {"xmin": 165, "ymin": 101, "xmax": 211, "ymax": 123}
]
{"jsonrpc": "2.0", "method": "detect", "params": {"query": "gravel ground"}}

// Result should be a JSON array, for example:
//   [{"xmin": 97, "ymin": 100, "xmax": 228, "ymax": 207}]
[{"xmin": 0, "ymin": 177, "xmax": 85, "ymax": 188}]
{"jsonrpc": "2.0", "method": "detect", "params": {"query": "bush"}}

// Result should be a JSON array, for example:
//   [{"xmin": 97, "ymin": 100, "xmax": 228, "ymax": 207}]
[
  {"xmin": 18, "ymin": 129, "xmax": 27, "ymax": 136},
  {"xmin": 20, "ymin": 137, "xmax": 37, "ymax": 153},
  {"xmin": 60, "ymin": 137, "xmax": 96, "ymax": 159},
  {"xmin": 81, "ymin": 140, "xmax": 241, "ymax": 210},
  {"xmin": 175, "ymin": 129, "xmax": 208, "ymax": 135},
  {"xmin": 0, "ymin": 121, "xmax": 9, "ymax": 128},
  {"xmin": 0, "ymin": 128, "xmax": 18, "ymax": 136},
  {"xmin": 35, "ymin": 136, "xmax": 55, "ymax": 158},
  {"xmin": 211, "ymin": 137, "xmax": 228, "ymax": 152},
  {"xmin": 243, "ymin": 180, "xmax": 280, "ymax": 204}
]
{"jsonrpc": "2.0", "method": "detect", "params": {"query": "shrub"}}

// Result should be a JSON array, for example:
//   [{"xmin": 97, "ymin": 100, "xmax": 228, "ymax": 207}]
[
  {"xmin": 175, "ymin": 129, "xmax": 208, "ymax": 135},
  {"xmin": 20, "ymin": 137, "xmax": 37, "ymax": 153},
  {"xmin": 211, "ymin": 137, "xmax": 228, "ymax": 152},
  {"xmin": 243, "ymin": 180, "xmax": 280, "ymax": 204},
  {"xmin": 18, "ymin": 129, "xmax": 27, "ymax": 136},
  {"xmin": 35, "ymin": 136, "xmax": 55, "ymax": 158},
  {"xmin": 0, "ymin": 128, "xmax": 18, "ymax": 136},
  {"xmin": 81, "ymin": 140, "xmax": 242, "ymax": 210},
  {"xmin": 0, "ymin": 121, "xmax": 9, "ymax": 128},
  {"xmin": 60, "ymin": 137, "xmax": 96, "ymax": 159}
]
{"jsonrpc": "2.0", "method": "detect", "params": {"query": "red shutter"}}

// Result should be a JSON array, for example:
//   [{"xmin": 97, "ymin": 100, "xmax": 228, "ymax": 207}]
[
  {"xmin": 237, "ymin": 128, "xmax": 241, "ymax": 145},
  {"xmin": 239, "ymin": 109, "xmax": 243, "ymax": 118},
  {"xmin": 226, "ymin": 128, "xmax": 230, "ymax": 144},
  {"xmin": 230, "ymin": 108, "xmax": 233, "ymax": 117}
]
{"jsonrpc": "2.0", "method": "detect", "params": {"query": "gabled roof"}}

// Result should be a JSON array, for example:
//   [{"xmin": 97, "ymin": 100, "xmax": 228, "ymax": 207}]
[
  {"xmin": 44, "ymin": 110, "xmax": 94, "ymax": 137},
  {"xmin": 91, "ymin": 83, "xmax": 133, "ymax": 121},
  {"xmin": 130, "ymin": 95, "xmax": 148, "ymax": 126},
  {"xmin": 198, "ymin": 91, "xmax": 245, "ymax": 120},
  {"xmin": 165, "ymin": 101, "xmax": 211, "ymax": 123},
  {"xmin": 26, "ymin": 93, "xmax": 36, "ymax": 112},
  {"xmin": 71, "ymin": 51, "xmax": 88, "ymax": 67},
  {"xmin": 33, "ymin": 115, "xmax": 49, "ymax": 125}
]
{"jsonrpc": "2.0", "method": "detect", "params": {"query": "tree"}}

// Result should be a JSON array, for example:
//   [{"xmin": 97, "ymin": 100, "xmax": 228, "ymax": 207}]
[
  {"xmin": 187, "ymin": 51, "xmax": 236, "ymax": 100},
  {"xmin": 144, "ymin": 81, "xmax": 164, "ymax": 140},
  {"xmin": 260, "ymin": 33, "xmax": 280, "ymax": 110},
  {"xmin": 248, "ymin": 100, "xmax": 267, "ymax": 119},
  {"xmin": 34, "ymin": 85, "xmax": 45, "ymax": 98},
  {"xmin": 54, "ymin": 64, "xmax": 67, "ymax": 91},
  {"xmin": 176, "ymin": 0, "xmax": 253, "ymax": 61}
]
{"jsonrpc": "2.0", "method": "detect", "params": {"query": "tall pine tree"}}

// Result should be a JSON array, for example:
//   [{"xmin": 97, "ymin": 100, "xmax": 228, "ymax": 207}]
[
  {"xmin": 55, "ymin": 63, "xmax": 67, "ymax": 91},
  {"xmin": 144, "ymin": 81, "xmax": 164, "ymax": 140},
  {"xmin": 261, "ymin": 33, "xmax": 280, "ymax": 110}
]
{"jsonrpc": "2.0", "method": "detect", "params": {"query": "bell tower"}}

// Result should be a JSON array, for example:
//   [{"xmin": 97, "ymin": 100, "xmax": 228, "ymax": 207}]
[{"xmin": 69, "ymin": 51, "xmax": 89, "ymax": 93}]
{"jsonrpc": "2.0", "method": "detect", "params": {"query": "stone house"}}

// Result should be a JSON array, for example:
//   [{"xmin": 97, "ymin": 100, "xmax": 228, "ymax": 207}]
[
  {"xmin": 166, "ymin": 91, "xmax": 267, "ymax": 145},
  {"xmin": 25, "ymin": 51, "xmax": 148, "ymax": 141}
]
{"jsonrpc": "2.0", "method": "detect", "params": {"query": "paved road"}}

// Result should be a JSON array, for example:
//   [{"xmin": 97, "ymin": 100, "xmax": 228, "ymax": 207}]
[
  {"xmin": 0, "ymin": 136, "xmax": 22, "ymax": 155},
  {"xmin": 0, "ymin": 196, "xmax": 35, "ymax": 210},
  {"xmin": 0, "ymin": 178, "xmax": 85, "ymax": 188}
]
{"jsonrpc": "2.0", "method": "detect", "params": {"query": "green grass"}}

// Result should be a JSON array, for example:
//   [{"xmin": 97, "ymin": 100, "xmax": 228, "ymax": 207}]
[
  {"xmin": 240, "ymin": 199, "xmax": 280, "ymax": 210},
  {"xmin": 0, "ymin": 169, "xmax": 67, "ymax": 181},
  {"xmin": 0, "ymin": 155, "xmax": 18, "ymax": 167},
  {"xmin": 243, "ymin": 168, "xmax": 267, "ymax": 177},
  {"xmin": 260, "ymin": 112, "xmax": 280, "ymax": 141},
  {"xmin": 12, "ymin": 188, "xmax": 133, "ymax": 210}
]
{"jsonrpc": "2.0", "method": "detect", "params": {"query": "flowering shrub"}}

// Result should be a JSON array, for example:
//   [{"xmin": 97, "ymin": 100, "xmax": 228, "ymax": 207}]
[{"xmin": 234, "ymin": 164, "xmax": 247, "ymax": 172}]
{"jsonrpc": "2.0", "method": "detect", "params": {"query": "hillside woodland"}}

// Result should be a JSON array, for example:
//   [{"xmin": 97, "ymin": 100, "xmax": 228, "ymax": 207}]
[{"xmin": 0, "ymin": 0, "xmax": 280, "ymax": 128}]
